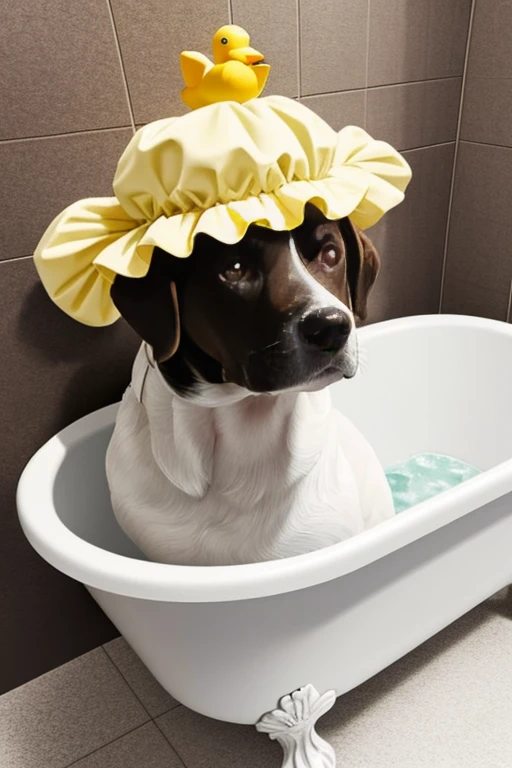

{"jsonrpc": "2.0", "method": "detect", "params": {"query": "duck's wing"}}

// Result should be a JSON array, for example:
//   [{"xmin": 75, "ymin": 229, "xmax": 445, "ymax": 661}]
[
  {"xmin": 253, "ymin": 64, "xmax": 270, "ymax": 94},
  {"xmin": 180, "ymin": 51, "xmax": 213, "ymax": 88}
]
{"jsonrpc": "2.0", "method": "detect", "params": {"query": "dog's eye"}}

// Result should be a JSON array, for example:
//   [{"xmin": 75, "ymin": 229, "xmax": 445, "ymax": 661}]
[
  {"xmin": 318, "ymin": 244, "xmax": 341, "ymax": 269},
  {"xmin": 220, "ymin": 261, "xmax": 250, "ymax": 284}
]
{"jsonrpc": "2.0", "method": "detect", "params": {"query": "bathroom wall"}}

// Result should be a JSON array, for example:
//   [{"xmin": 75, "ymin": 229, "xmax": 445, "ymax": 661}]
[
  {"xmin": 442, "ymin": 2, "xmax": 512, "ymax": 319},
  {"xmin": 1, "ymin": 0, "xmax": 472, "ymax": 693}
]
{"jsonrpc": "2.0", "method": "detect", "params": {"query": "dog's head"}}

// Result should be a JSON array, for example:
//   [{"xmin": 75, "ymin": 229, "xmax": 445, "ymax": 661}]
[{"xmin": 110, "ymin": 204, "xmax": 379, "ymax": 396}]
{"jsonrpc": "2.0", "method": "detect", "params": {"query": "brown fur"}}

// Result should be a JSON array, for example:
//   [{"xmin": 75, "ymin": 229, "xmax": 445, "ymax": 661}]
[{"xmin": 110, "ymin": 205, "xmax": 379, "ymax": 394}]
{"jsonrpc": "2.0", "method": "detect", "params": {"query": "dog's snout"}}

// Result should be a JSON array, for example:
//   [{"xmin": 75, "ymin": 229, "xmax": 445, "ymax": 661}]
[{"xmin": 298, "ymin": 308, "xmax": 352, "ymax": 353}]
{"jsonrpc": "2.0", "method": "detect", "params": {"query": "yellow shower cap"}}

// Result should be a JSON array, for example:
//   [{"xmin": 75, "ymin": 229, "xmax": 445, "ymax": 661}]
[{"xmin": 34, "ymin": 95, "xmax": 412, "ymax": 326}]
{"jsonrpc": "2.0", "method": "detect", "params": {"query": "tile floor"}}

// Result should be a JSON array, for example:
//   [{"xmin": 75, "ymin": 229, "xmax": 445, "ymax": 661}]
[{"xmin": 2, "ymin": 588, "xmax": 512, "ymax": 768}]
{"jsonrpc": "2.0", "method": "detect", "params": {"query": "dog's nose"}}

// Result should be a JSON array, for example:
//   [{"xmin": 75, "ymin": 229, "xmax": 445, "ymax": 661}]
[{"xmin": 298, "ymin": 308, "xmax": 352, "ymax": 352}]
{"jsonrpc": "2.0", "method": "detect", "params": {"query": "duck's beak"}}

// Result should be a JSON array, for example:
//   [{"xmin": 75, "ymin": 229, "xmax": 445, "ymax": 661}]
[{"xmin": 229, "ymin": 47, "xmax": 265, "ymax": 64}]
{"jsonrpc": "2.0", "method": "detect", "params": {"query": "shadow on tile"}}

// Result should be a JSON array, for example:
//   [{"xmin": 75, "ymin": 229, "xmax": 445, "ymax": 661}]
[
  {"xmin": 156, "ymin": 591, "xmax": 512, "ymax": 768},
  {"xmin": 299, "ymin": 91, "xmax": 366, "ymax": 132},
  {"xmin": 320, "ymin": 595, "xmax": 508, "ymax": 736},
  {"xmin": 315, "ymin": 595, "xmax": 512, "ymax": 766},
  {"xmin": 0, "ymin": 649, "xmax": 149, "ymax": 768},
  {"xmin": 157, "ymin": 706, "xmax": 282, "ymax": 768},
  {"xmin": 16, "ymin": 277, "xmax": 139, "ymax": 435},
  {"xmin": 366, "ymin": 143, "xmax": 455, "ymax": 323},
  {"xmin": 484, "ymin": 586, "xmax": 512, "ymax": 620},
  {"xmin": 70, "ymin": 722, "xmax": 183, "ymax": 768},
  {"xmin": 18, "ymin": 281, "xmax": 121, "ymax": 365},
  {"xmin": 104, "ymin": 637, "xmax": 180, "ymax": 719}
]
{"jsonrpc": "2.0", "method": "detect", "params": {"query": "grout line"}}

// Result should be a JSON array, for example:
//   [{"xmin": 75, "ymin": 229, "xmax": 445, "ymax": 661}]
[
  {"xmin": 301, "ymin": 74, "xmax": 462, "ymax": 100},
  {"xmin": 364, "ymin": 0, "xmax": 371, "ymax": 129},
  {"xmin": 437, "ymin": 0, "xmax": 477, "ymax": 314},
  {"xmin": 228, "ymin": 0, "xmax": 233, "ymax": 23},
  {"xmin": 102, "ymin": 642, "xmax": 183, "ymax": 720},
  {"xmin": 0, "ymin": 125, "xmax": 133, "ymax": 144},
  {"xmin": 102, "ymin": 643, "xmax": 155, "ymax": 720},
  {"xmin": 0, "ymin": 135, "xmax": 454, "ymax": 176},
  {"xmin": 297, "ymin": 0, "xmax": 302, "ymax": 97},
  {"xmin": 154, "ymin": 716, "xmax": 188, "ymax": 768},
  {"xmin": 0, "ymin": 77, "xmax": 462, "ymax": 142},
  {"xmin": 507, "ymin": 280, "xmax": 512, "ymax": 323},
  {"xmin": 156, "ymin": 703, "xmax": 183, "ymax": 717},
  {"xmin": 64, "ymin": 722, "xmax": 154, "ymax": 768},
  {"xmin": 462, "ymin": 138, "xmax": 512, "ymax": 151},
  {"xmin": 401, "ymin": 140, "xmax": 455, "ymax": 154},
  {"xmin": 0, "ymin": 254, "xmax": 33, "ymax": 265},
  {"xmin": 366, "ymin": 74, "xmax": 462, "ymax": 89},
  {"xmin": 0, "ymin": 76, "xmax": 464, "ymax": 145},
  {"xmin": 105, "ymin": 0, "xmax": 137, "ymax": 134}
]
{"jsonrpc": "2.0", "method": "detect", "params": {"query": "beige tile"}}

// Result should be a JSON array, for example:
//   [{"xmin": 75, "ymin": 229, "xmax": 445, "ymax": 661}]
[
  {"xmin": 104, "ymin": 637, "xmax": 180, "ymax": 718},
  {"xmin": 0, "ymin": 258, "xmax": 138, "ymax": 694},
  {"xmin": 300, "ymin": 90, "xmax": 366, "ymax": 131},
  {"xmin": 71, "ymin": 723, "xmax": 183, "ymax": 768},
  {"xmin": 367, "ymin": 143, "xmax": 455, "ymax": 323},
  {"xmin": 461, "ymin": 77, "xmax": 512, "ymax": 147},
  {"xmin": 231, "ymin": 0, "xmax": 299, "ymax": 98},
  {"xmin": 0, "ymin": 128, "xmax": 133, "ymax": 261},
  {"xmin": 0, "ymin": 648, "xmax": 149, "ymax": 768},
  {"xmin": 156, "ymin": 597, "xmax": 512, "ymax": 767},
  {"xmin": 157, "ymin": 707, "xmax": 282, "ymax": 768},
  {"xmin": 367, "ymin": 78, "xmax": 461, "ymax": 151},
  {"xmin": 442, "ymin": 141, "xmax": 512, "ymax": 319},
  {"xmin": 300, "ymin": 0, "xmax": 368, "ymax": 96},
  {"xmin": 368, "ymin": 0, "xmax": 472, "ymax": 86},
  {"xmin": 0, "ymin": 0, "xmax": 131, "ymax": 139},
  {"xmin": 110, "ymin": 0, "xmax": 230, "ymax": 124},
  {"xmin": 317, "ymin": 599, "xmax": 512, "ymax": 767}
]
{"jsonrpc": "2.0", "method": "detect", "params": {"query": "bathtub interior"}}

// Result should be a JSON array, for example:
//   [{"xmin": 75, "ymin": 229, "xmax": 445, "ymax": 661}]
[
  {"xmin": 53, "ymin": 424, "xmax": 147, "ymax": 560},
  {"xmin": 51, "ymin": 319, "xmax": 512, "ymax": 557},
  {"xmin": 338, "ymin": 321, "xmax": 512, "ymax": 470}
]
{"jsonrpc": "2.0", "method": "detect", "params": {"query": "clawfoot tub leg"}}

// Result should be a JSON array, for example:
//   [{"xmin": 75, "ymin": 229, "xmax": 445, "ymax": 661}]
[{"xmin": 256, "ymin": 684, "xmax": 337, "ymax": 767}]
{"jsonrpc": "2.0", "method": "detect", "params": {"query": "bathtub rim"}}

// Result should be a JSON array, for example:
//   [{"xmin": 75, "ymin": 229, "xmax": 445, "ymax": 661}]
[{"xmin": 16, "ymin": 314, "xmax": 512, "ymax": 603}]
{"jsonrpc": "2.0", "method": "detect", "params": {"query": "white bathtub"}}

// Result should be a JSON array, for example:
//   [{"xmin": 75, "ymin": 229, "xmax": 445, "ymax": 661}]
[{"xmin": 16, "ymin": 315, "xmax": 512, "ymax": 765}]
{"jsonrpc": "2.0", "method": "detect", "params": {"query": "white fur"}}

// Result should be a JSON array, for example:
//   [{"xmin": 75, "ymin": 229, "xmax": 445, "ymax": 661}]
[
  {"xmin": 287, "ymin": 235, "xmax": 359, "ymax": 382},
  {"xmin": 106, "ymin": 236, "xmax": 394, "ymax": 565},
  {"xmin": 288, "ymin": 235, "xmax": 354, "ymax": 322},
  {"xmin": 106, "ymin": 345, "xmax": 394, "ymax": 566}
]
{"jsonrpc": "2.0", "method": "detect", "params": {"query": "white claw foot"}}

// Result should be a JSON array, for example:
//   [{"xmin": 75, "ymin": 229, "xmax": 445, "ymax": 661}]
[{"xmin": 256, "ymin": 684, "xmax": 336, "ymax": 767}]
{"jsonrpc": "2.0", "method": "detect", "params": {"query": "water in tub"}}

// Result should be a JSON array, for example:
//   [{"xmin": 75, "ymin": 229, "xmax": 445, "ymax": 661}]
[{"xmin": 385, "ymin": 453, "xmax": 481, "ymax": 514}]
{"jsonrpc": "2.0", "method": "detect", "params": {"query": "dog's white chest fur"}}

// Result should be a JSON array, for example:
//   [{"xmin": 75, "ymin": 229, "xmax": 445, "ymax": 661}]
[{"xmin": 106, "ymin": 346, "xmax": 394, "ymax": 565}]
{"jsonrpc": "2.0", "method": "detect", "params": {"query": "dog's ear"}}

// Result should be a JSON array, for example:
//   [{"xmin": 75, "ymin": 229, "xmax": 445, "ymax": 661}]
[
  {"xmin": 339, "ymin": 219, "xmax": 380, "ymax": 323},
  {"xmin": 110, "ymin": 248, "xmax": 181, "ymax": 363}
]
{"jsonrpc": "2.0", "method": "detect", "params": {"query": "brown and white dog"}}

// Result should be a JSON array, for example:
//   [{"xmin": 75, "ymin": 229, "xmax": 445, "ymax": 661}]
[{"xmin": 106, "ymin": 204, "xmax": 394, "ymax": 565}]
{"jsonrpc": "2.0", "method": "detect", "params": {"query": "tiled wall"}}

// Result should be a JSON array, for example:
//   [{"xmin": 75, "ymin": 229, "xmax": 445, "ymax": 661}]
[
  {"xmin": 1, "ymin": 0, "xmax": 472, "ymax": 694},
  {"xmin": 442, "ymin": 1, "xmax": 512, "ymax": 319}
]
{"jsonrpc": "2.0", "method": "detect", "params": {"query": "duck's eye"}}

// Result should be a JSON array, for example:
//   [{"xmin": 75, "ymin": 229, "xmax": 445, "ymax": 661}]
[{"xmin": 221, "ymin": 37, "xmax": 228, "ymax": 45}]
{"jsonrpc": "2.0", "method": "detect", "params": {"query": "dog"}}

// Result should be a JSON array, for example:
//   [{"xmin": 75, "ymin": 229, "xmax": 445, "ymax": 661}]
[{"xmin": 106, "ymin": 203, "xmax": 394, "ymax": 565}]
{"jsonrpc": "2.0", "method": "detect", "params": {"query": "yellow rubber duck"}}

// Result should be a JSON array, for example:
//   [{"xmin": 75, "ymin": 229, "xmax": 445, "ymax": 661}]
[{"xmin": 181, "ymin": 25, "xmax": 270, "ymax": 110}]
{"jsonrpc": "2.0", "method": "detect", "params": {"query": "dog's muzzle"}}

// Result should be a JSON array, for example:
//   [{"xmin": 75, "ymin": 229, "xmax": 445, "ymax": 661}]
[{"xmin": 298, "ymin": 307, "xmax": 352, "ymax": 355}]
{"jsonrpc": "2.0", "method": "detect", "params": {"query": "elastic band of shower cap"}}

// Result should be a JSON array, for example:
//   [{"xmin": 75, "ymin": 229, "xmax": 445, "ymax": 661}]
[{"xmin": 33, "ymin": 95, "xmax": 412, "ymax": 327}]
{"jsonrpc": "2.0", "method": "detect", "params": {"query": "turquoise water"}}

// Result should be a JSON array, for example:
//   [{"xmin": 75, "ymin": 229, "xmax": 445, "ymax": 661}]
[{"xmin": 385, "ymin": 453, "xmax": 481, "ymax": 514}]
